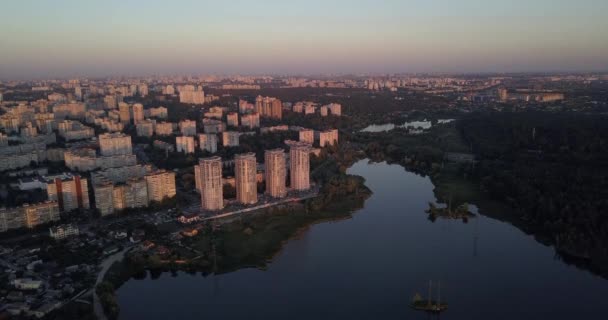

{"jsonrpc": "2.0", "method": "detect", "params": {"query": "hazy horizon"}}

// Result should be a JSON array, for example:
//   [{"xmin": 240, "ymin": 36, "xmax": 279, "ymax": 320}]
[{"xmin": 2, "ymin": 0, "xmax": 608, "ymax": 79}]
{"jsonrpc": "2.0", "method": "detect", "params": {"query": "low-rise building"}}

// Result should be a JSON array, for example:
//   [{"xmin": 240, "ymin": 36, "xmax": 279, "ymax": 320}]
[
  {"xmin": 299, "ymin": 129, "xmax": 314, "ymax": 145},
  {"xmin": 176, "ymin": 136, "xmax": 195, "ymax": 154},
  {"xmin": 222, "ymin": 131, "xmax": 240, "ymax": 147},
  {"xmin": 179, "ymin": 119, "xmax": 197, "ymax": 136},
  {"xmin": 202, "ymin": 118, "xmax": 225, "ymax": 133},
  {"xmin": 153, "ymin": 140, "xmax": 174, "ymax": 152},
  {"xmin": 227, "ymin": 112, "xmax": 239, "ymax": 127},
  {"xmin": 0, "ymin": 201, "xmax": 60, "ymax": 232},
  {"xmin": 57, "ymin": 120, "xmax": 94, "ymax": 141},
  {"xmin": 155, "ymin": 122, "xmax": 174, "ymax": 136},
  {"xmin": 318, "ymin": 129, "xmax": 339, "ymax": 147},
  {"xmin": 136, "ymin": 119, "xmax": 156, "ymax": 137},
  {"xmin": 49, "ymin": 224, "xmax": 80, "ymax": 240},
  {"xmin": 241, "ymin": 112, "xmax": 260, "ymax": 129}
]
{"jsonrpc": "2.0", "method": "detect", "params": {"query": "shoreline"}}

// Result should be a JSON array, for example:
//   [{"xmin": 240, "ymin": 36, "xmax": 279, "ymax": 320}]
[{"xmin": 96, "ymin": 171, "xmax": 372, "ymax": 319}]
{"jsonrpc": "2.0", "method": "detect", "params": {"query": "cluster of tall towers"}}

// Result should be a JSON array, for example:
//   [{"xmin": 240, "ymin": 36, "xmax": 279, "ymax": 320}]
[
  {"xmin": 195, "ymin": 143, "xmax": 310, "ymax": 211},
  {"xmin": 255, "ymin": 96, "xmax": 282, "ymax": 119}
]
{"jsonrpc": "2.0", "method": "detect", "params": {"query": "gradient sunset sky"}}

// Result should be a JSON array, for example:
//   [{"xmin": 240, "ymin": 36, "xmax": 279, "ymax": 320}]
[{"xmin": 1, "ymin": 0, "xmax": 607, "ymax": 78}]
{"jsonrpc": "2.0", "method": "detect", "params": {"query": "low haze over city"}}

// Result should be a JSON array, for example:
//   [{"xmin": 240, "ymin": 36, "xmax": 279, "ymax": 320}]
[{"xmin": 0, "ymin": 1, "xmax": 608, "ymax": 320}]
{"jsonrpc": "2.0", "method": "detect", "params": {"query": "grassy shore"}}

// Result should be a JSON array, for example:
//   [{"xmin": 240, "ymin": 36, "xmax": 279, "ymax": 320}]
[{"xmin": 97, "ymin": 171, "xmax": 371, "ymax": 319}]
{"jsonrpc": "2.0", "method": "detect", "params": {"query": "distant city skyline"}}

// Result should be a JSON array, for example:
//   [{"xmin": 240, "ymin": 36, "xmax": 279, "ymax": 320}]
[{"xmin": 1, "ymin": 0, "xmax": 608, "ymax": 79}]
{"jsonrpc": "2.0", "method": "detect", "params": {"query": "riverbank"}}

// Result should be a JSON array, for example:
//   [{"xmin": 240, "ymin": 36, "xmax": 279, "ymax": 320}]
[
  {"xmin": 95, "ymin": 169, "xmax": 371, "ymax": 319},
  {"xmin": 113, "ymin": 159, "xmax": 608, "ymax": 320},
  {"xmin": 354, "ymin": 115, "xmax": 608, "ymax": 279}
]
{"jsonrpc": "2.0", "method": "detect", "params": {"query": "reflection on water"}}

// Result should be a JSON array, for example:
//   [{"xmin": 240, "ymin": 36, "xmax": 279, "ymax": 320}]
[
  {"xmin": 118, "ymin": 160, "xmax": 608, "ymax": 320},
  {"xmin": 361, "ymin": 119, "xmax": 454, "ymax": 132}
]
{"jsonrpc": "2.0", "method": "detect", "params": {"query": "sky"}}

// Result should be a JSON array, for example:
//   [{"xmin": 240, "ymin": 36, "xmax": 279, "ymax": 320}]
[{"xmin": 1, "ymin": 0, "xmax": 608, "ymax": 79}]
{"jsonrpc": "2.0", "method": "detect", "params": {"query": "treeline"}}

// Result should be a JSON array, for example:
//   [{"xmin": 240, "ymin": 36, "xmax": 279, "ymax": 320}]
[
  {"xmin": 459, "ymin": 111, "xmax": 608, "ymax": 274},
  {"xmin": 208, "ymin": 87, "xmax": 452, "ymax": 128},
  {"xmin": 354, "ymin": 122, "xmax": 468, "ymax": 174}
]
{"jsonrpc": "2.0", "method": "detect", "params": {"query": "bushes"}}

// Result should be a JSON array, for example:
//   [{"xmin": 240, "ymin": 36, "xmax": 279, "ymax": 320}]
[{"xmin": 96, "ymin": 281, "xmax": 119, "ymax": 320}]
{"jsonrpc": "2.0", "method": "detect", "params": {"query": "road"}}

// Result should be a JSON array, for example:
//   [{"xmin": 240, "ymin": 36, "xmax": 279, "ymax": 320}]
[
  {"xmin": 92, "ymin": 247, "xmax": 131, "ymax": 320},
  {"xmin": 201, "ymin": 192, "xmax": 319, "ymax": 221}
]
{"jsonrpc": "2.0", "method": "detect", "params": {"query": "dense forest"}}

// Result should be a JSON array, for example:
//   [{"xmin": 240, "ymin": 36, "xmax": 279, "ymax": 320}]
[{"xmin": 458, "ymin": 112, "xmax": 608, "ymax": 274}]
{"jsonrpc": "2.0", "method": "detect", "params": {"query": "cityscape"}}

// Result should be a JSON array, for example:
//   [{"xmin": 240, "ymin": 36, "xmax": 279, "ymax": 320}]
[{"xmin": 1, "ymin": 1, "xmax": 608, "ymax": 320}]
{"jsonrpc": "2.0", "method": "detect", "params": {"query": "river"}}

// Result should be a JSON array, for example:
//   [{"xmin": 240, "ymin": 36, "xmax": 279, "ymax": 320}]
[
  {"xmin": 360, "ymin": 119, "xmax": 454, "ymax": 132},
  {"xmin": 117, "ymin": 160, "xmax": 608, "ymax": 319}
]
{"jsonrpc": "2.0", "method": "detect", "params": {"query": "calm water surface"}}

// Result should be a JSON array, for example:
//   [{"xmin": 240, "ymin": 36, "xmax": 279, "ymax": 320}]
[
  {"xmin": 360, "ymin": 119, "xmax": 453, "ymax": 132},
  {"xmin": 118, "ymin": 160, "xmax": 608, "ymax": 319}
]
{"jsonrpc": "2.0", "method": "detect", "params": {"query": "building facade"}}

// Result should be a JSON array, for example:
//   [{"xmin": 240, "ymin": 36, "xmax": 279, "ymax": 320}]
[
  {"xmin": 136, "ymin": 120, "xmax": 156, "ymax": 137},
  {"xmin": 319, "ymin": 129, "xmax": 339, "ymax": 147},
  {"xmin": 227, "ymin": 112, "xmax": 239, "ymax": 127},
  {"xmin": 132, "ymin": 103, "xmax": 144, "ymax": 124},
  {"xmin": 46, "ymin": 173, "xmax": 90, "ymax": 212},
  {"xmin": 179, "ymin": 119, "xmax": 197, "ymax": 136},
  {"xmin": 198, "ymin": 133, "xmax": 218, "ymax": 153},
  {"xmin": 197, "ymin": 157, "xmax": 224, "ymax": 211},
  {"xmin": 145, "ymin": 170, "xmax": 176, "ymax": 203},
  {"xmin": 235, "ymin": 153, "xmax": 258, "ymax": 205},
  {"xmin": 118, "ymin": 102, "xmax": 130, "ymax": 124},
  {"xmin": 222, "ymin": 131, "xmax": 240, "ymax": 147},
  {"xmin": 176, "ymin": 136, "xmax": 195, "ymax": 154},
  {"xmin": 241, "ymin": 112, "xmax": 260, "ymax": 129},
  {"xmin": 299, "ymin": 129, "xmax": 314, "ymax": 145},
  {"xmin": 265, "ymin": 149, "xmax": 286, "ymax": 198},
  {"xmin": 0, "ymin": 201, "xmax": 60, "ymax": 233},
  {"xmin": 155, "ymin": 122, "xmax": 174, "ymax": 136},
  {"xmin": 290, "ymin": 143, "xmax": 310, "ymax": 191},
  {"xmin": 99, "ymin": 133, "xmax": 133, "ymax": 156}
]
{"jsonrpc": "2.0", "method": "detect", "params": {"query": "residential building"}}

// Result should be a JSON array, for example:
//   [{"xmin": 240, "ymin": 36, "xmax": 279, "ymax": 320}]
[
  {"xmin": 153, "ymin": 140, "xmax": 174, "ymax": 152},
  {"xmin": 136, "ymin": 120, "xmax": 156, "ymax": 137},
  {"xmin": 146, "ymin": 106, "xmax": 168, "ymax": 119},
  {"xmin": 198, "ymin": 133, "xmax": 218, "ymax": 153},
  {"xmin": 204, "ymin": 106, "xmax": 224, "ymax": 119},
  {"xmin": 0, "ymin": 201, "xmax": 60, "ymax": 232},
  {"xmin": 290, "ymin": 143, "xmax": 310, "ymax": 191},
  {"xmin": 227, "ymin": 112, "xmax": 239, "ymax": 127},
  {"xmin": 57, "ymin": 120, "xmax": 94, "ymax": 141},
  {"xmin": 320, "ymin": 105, "xmax": 329, "ymax": 117},
  {"xmin": 202, "ymin": 118, "xmax": 225, "ymax": 133},
  {"xmin": 197, "ymin": 157, "xmax": 224, "ymax": 210},
  {"xmin": 46, "ymin": 173, "xmax": 90, "ymax": 211},
  {"xmin": 118, "ymin": 102, "xmax": 130, "ymax": 124},
  {"xmin": 162, "ymin": 85, "xmax": 175, "ymax": 95},
  {"xmin": 64, "ymin": 148, "xmax": 136, "ymax": 172},
  {"xmin": 265, "ymin": 149, "xmax": 286, "ymax": 198},
  {"xmin": 52, "ymin": 102, "xmax": 86, "ymax": 119},
  {"xmin": 155, "ymin": 122, "xmax": 174, "ymax": 136},
  {"xmin": 179, "ymin": 119, "xmax": 197, "ymax": 136},
  {"xmin": 241, "ymin": 112, "xmax": 260, "ymax": 129},
  {"xmin": 319, "ymin": 129, "xmax": 339, "ymax": 147},
  {"xmin": 99, "ymin": 132, "xmax": 132, "ymax": 156},
  {"xmin": 145, "ymin": 170, "xmax": 176, "ymax": 203},
  {"xmin": 179, "ymin": 85, "xmax": 205, "ymax": 104},
  {"xmin": 235, "ymin": 153, "xmax": 258, "ymax": 205},
  {"xmin": 328, "ymin": 103, "xmax": 342, "ymax": 116},
  {"xmin": 138, "ymin": 84, "xmax": 149, "ymax": 97},
  {"xmin": 49, "ymin": 224, "xmax": 79, "ymax": 240},
  {"xmin": 222, "ymin": 131, "xmax": 240, "ymax": 147},
  {"xmin": 176, "ymin": 136, "xmax": 195, "ymax": 154},
  {"xmin": 132, "ymin": 103, "xmax": 144, "ymax": 124},
  {"xmin": 93, "ymin": 178, "xmax": 148, "ymax": 216},
  {"xmin": 299, "ymin": 129, "xmax": 314, "ymax": 145},
  {"xmin": 255, "ymin": 96, "xmax": 282, "ymax": 119}
]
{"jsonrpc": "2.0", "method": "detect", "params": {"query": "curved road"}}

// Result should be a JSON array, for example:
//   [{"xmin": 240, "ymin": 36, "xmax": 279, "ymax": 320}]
[{"xmin": 93, "ymin": 247, "xmax": 131, "ymax": 320}]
